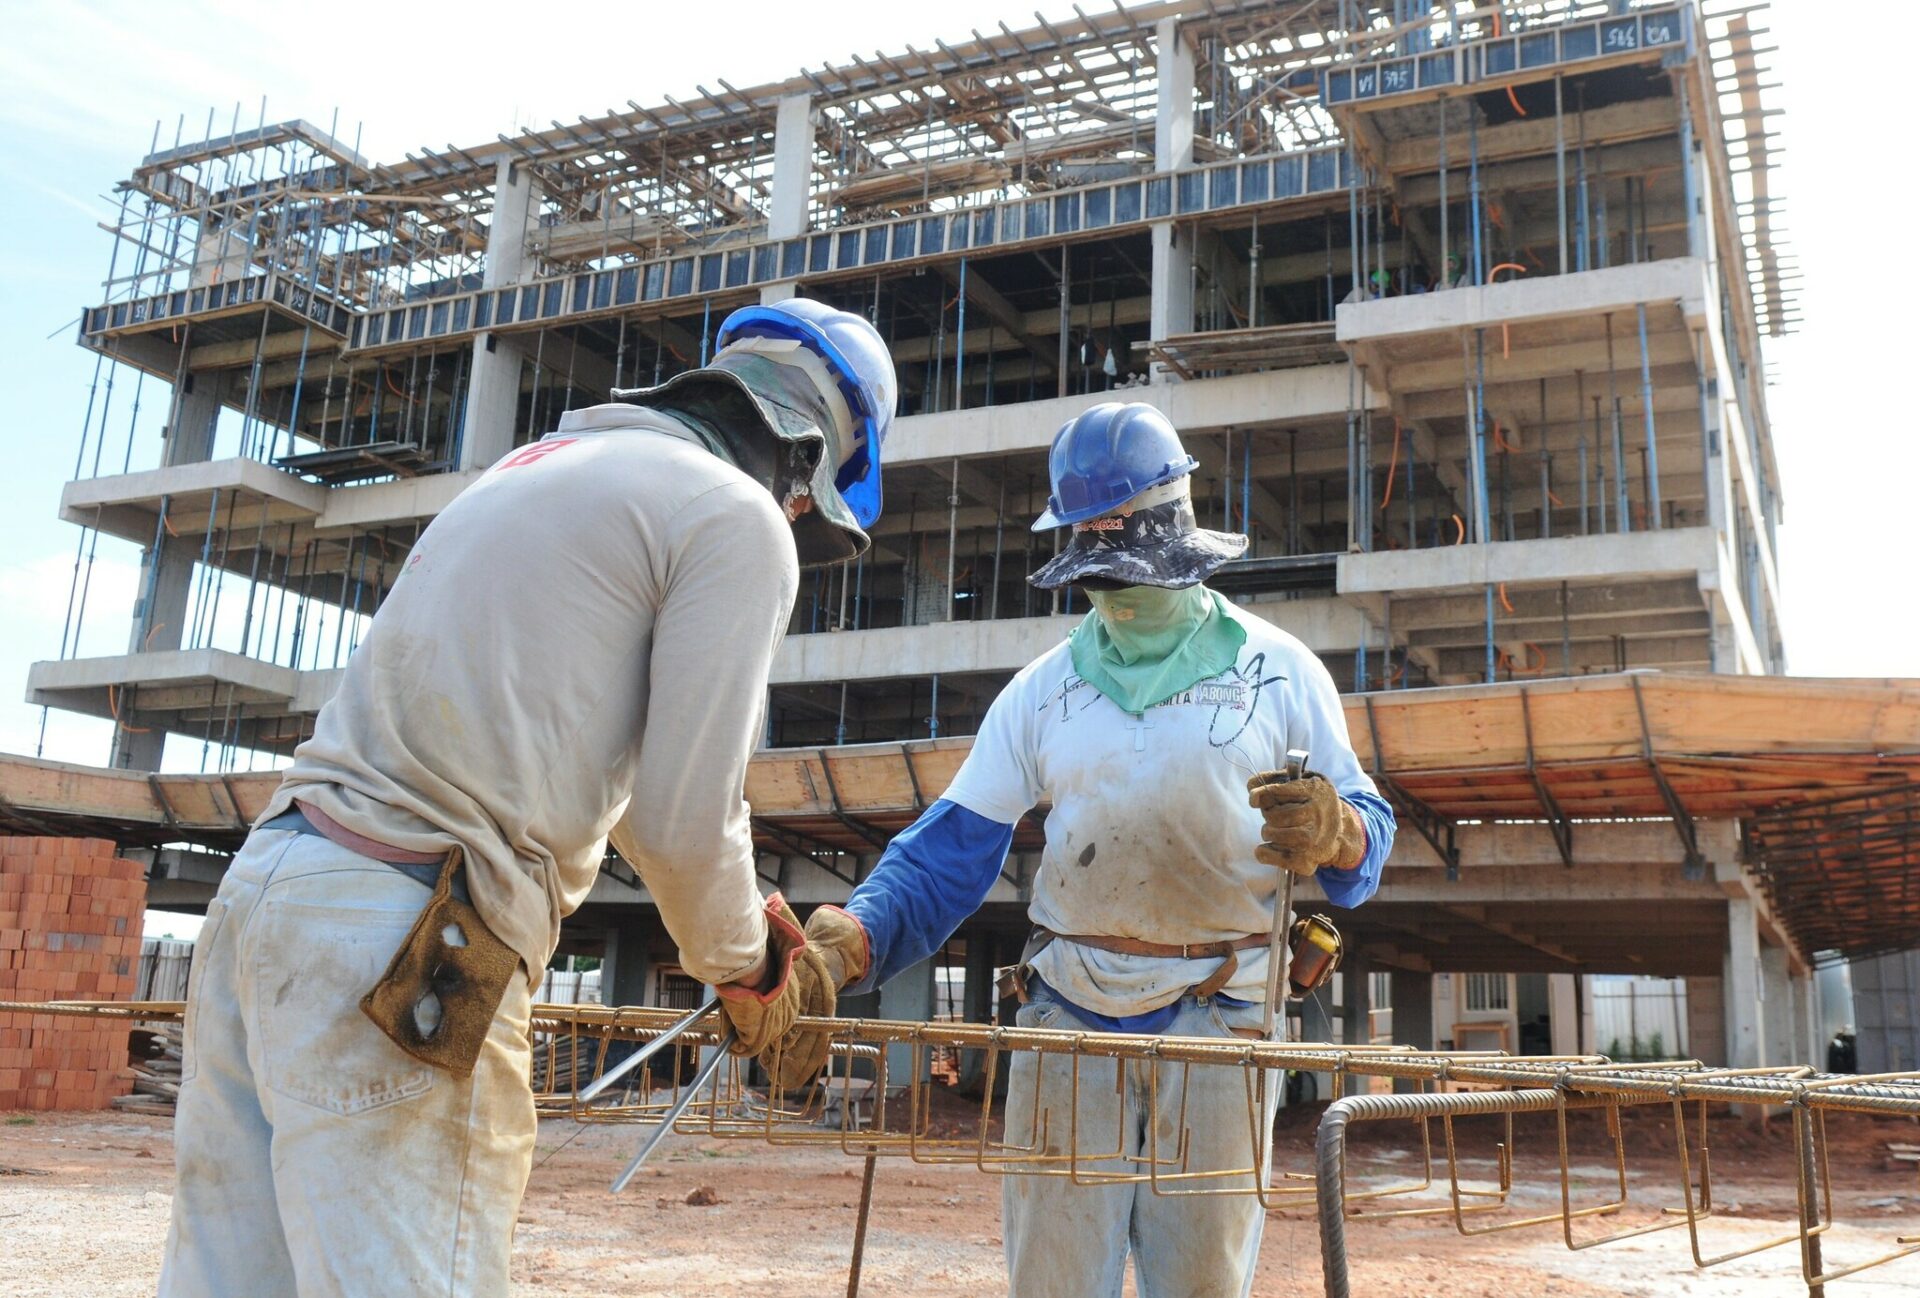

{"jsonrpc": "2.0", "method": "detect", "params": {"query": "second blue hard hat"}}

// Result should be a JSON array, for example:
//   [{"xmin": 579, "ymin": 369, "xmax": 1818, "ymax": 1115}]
[
  {"xmin": 1032, "ymin": 402, "xmax": 1200, "ymax": 530},
  {"xmin": 1029, "ymin": 402, "xmax": 1247, "ymax": 590}
]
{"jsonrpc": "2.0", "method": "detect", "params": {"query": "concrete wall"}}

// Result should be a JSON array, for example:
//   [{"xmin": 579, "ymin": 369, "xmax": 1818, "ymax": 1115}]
[{"xmin": 1851, "ymin": 950, "xmax": 1920, "ymax": 1074}]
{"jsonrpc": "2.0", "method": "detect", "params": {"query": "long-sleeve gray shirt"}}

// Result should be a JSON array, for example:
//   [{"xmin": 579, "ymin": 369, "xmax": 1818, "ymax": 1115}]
[{"xmin": 261, "ymin": 406, "xmax": 798, "ymax": 984}]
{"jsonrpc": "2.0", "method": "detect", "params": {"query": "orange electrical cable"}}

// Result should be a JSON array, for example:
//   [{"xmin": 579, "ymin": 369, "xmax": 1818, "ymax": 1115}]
[
  {"xmin": 1497, "ymin": 583, "xmax": 1515, "ymax": 614},
  {"xmin": 1506, "ymin": 86, "xmax": 1528, "ymax": 118},
  {"xmin": 1451, "ymin": 513, "xmax": 1466, "ymax": 545},
  {"xmin": 161, "ymin": 511, "xmax": 178, "ymax": 537},
  {"xmin": 1492, "ymin": 419, "xmax": 1518, "ymax": 453},
  {"xmin": 144, "ymin": 623, "xmax": 166, "ymax": 650},
  {"xmin": 384, "ymin": 370, "xmax": 410, "ymax": 402},
  {"xmin": 1548, "ymin": 488, "xmax": 1566, "ymax": 508},
  {"xmin": 106, "ymin": 684, "xmax": 151, "ymax": 734},
  {"xmin": 1487, "ymin": 263, "xmax": 1528, "ymax": 283},
  {"xmin": 1380, "ymin": 418, "xmax": 1402, "ymax": 510}
]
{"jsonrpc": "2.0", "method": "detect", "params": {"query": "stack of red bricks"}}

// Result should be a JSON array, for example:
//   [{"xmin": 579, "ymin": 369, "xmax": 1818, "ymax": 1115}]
[{"xmin": 0, "ymin": 836, "xmax": 146, "ymax": 1110}]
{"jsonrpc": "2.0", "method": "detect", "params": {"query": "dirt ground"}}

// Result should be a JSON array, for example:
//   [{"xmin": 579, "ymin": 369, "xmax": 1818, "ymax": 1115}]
[{"xmin": 4, "ymin": 1097, "xmax": 1918, "ymax": 1296}]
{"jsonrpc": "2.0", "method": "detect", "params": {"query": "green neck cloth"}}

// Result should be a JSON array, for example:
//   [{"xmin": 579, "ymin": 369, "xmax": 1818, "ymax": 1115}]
[{"xmin": 1069, "ymin": 585, "xmax": 1247, "ymax": 715}]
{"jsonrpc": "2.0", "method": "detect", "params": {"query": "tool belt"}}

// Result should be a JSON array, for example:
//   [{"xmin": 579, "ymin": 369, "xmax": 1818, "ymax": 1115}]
[
  {"xmin": 359, "ymin": 847, "xmax": 521, "ymax": 1078},
  {"xmin": 996, "ymin": 927, "xmax": 1273, "ymax": 1006}
]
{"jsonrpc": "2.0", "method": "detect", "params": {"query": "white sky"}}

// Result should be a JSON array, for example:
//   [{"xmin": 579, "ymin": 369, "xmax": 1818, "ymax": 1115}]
[{"xmin": 0, "ymin": 2, "xmax": 1910, "ymax": 801}]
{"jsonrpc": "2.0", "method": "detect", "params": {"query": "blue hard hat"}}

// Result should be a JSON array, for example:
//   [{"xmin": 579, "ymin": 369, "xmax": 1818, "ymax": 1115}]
[
  {"xmin": 714, "ymin": 298, "xmax": 896, "ymax": 528},
  {"xmin": 1032, "ymin": 403, "xmax": 1200, "ymax": 531}
]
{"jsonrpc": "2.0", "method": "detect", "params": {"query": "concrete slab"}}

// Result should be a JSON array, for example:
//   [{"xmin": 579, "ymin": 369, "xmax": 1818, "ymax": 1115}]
[
  {"xmin": 26, "ymin": 648, "xmax": 301, "ymax": 720},
  {"xmin": 60, "ymin": 457, "xmax": 328, "ymax": 545},
  {"xmin": 1335, "ymin": 258, "xmax": 1707, "ymax": 345},
  {"xmin": 771, "ymin": 596, "xmax": 1371, "ymax": 685},
  {"xmin": 886, "ymin": 365, "xmax": 1374, "ymax": 469},
  {"xmin": 1338, "ymin": 527, "xmax": 1719, "ymax": 596}
]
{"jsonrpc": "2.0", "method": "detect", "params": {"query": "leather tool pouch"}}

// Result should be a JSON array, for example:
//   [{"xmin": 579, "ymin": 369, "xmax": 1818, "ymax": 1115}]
[
  {"xmin": 360, "ymin": 849, "xmax": 520, "ymax": 1077},
  {"xmin": 994, "ymin": 928, "xmax": 1059, "ymax": 1007}
]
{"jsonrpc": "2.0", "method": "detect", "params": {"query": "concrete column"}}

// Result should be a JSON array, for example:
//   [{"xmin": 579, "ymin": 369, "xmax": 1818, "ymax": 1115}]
[
  {"xmin": 115, "ymin": 369, "xmax": 232, "ymax": 769},
  {"xmin": 1389, "ymin": 969, "xmax": 1432, "ymax": 1094},
  {"xmin": 1685, "ymin": 975, "xmax": 1727, "ymax": 1066},
  {"xmin": 461, "ymin": 159, "xmax": 542, "ymax": 469},
  {"xmin": 1153, "ymin": 18, "xmax": 1195, "ymax": 172},
  {"xmin": 877, "ymin": 955, "xmax": 935, "ymax": 1085},
  {"xmin": 769, "ymin": 94, "xmax": 813, "ymax": 242},
  {"xmin": 600, "ymin": 913, "xmax": 653, "ymax": 1008},
  {"xmin": 1148, "ymin": 17, "xmax": 1195, "ymax": 383},
  {"xmin": 1548, "ymin": 973, "xmax": 1581, "ymax": 1057},
  {"xmin": 1150, "ymin": 226, "xmax": 1195, "ymax": 365},
  {"xmin": 1389, "ymin": 971, "xmax": 1432, "ymax": 1049},
  {"xmin": 1299, "ymin": 990, "xmax": 1334, "ymax": 1045},
  {"xmin": 1341, "ymin": 956, "xmax": 1373, "ymax": 1047},
  {"xmin": 957, "ymin": 929, "xmax": 999, "ymax": 1091},
  {"xmin": 1759, "ymin": 944, "xmax": 1792, "ymax": 1067},
  {"xmin": 1723, "ymin": 898, "xmax": 1764, "ymax": 1069},
  {"xmin": 1339, "ymin": 958, "xmax": 1374, "ymax": 1097},
  {"xmin": 1792, "ymin": 971, "xmax": 1820, "ymax": 1070}
]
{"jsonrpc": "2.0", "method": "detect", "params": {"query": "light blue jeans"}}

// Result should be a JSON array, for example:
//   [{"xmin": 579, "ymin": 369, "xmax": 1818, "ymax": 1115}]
[
  {"xmin": 160, "ymin": 829, "xmax": 536, "ymax": 1298},
  {"xmin": 1002, "ymin": 984, "xmax": 1281, "ymax": 1297}
]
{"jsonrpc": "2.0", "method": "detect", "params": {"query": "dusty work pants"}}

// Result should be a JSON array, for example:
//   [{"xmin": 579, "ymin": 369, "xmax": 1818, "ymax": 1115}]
[
  {"xmin": 160, "ymin": 828, "xmax": 537, "ymax": 1298},
  {"xmin": 1001, "ymin": 985, "xmax": 1281, "ymax": 1298}
]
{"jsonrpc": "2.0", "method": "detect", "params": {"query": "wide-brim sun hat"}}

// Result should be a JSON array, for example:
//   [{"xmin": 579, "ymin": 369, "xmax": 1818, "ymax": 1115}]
[{"xmin": 1030, "ymin": 475, "xmax": 1247, "ymax": 590}]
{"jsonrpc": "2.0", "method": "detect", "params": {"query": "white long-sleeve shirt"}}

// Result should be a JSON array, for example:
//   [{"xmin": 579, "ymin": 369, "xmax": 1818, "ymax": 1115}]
[
  {"xmin": 936, "ymin": 602, "xmax": 1392, "ymax": 1017},
  {"xmin": 260, "ymin": 406, "xmax": 798, "ymax": 984}
]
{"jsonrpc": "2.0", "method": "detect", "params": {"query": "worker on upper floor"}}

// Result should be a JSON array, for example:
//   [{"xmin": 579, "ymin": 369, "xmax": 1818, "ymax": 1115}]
[
  {"xmin": 774, "ymin": 402, "xmax": 1396, "ymax": 1297},
  {"xmin": 160, "ymin": 297, "xmax": 893, "ymax": 1298}
]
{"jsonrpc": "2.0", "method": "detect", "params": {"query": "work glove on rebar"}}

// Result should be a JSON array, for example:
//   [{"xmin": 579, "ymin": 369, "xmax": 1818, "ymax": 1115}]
[
  {"xmin": 1246, "ymin": 772, "xmax": 1366, "ymax": 876},
  {"xmin": 714, "ymin": 896, "xmax": 869, "ymax": 1091}
]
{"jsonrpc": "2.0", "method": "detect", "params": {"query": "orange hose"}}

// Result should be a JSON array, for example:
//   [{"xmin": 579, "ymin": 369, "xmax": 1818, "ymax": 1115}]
[
  {"xmin": 1497, "ymin": 583, "xmax": 1515, "ymax": 614},
  {"xmin": 1451, "ymin": 513, "xmax": 1466, "ymax": 545},
  {"xmin": 1488, "ymin": 263, "xmax": 1527, "ymax": 284},
  {"xmin": 1503, "ymin": 323, "xmax": 1510, "ymax": 359},
  {"xmin": 1492, "ymin": 419, "xmax": 1518, "ymax": 453},
  {"xmin": 1506, "ymin": 86, "xmax": 1528, "ymax": 118},
  {"xmin": 144, "ymin": 622, "xmax": 166, "ymax": 650},
  {"xmin": 1380, "ymin": 418, "xmax": 1402, "ymax": 510}
]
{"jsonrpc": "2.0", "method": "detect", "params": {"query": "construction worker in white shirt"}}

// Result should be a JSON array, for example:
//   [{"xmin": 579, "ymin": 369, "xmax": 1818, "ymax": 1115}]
[
  {"xmin": 160, "ymin": 298, "xmax": 888, "ymax": 1298},
  {"xmin": 769, "ymin": 403, "xmax": 1397, "ymax": 1297}
]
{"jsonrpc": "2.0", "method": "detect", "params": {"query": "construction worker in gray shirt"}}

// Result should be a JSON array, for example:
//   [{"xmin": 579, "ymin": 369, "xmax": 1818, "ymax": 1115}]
[{"xmin": 160, "ymin": 298, "xmax": 890, "ymax": 1298}]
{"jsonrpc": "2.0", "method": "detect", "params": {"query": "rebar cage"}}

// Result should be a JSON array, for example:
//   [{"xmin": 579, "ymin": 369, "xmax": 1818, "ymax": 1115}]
[{"xmin": 12, "ymin": 999, "xmax": 1917, "ymax": 1295}]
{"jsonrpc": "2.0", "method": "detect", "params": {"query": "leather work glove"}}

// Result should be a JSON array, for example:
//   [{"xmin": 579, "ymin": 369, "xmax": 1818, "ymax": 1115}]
[
  {"xmin": 1246, "ymin": 772, "xmax": 1366, "ymax": 876},
  {"xmin": 714, "ymin": 896, "xmax": 869, "ymax": 1091}
]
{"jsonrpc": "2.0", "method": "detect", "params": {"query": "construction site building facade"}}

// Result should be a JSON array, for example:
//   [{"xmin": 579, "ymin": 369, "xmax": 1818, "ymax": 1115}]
[{"xmin": 26, "ymin": 1, "xmax": 1822, "ymax": 1079}]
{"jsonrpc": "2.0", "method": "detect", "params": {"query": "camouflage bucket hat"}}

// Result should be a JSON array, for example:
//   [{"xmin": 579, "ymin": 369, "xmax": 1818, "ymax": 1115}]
[
  {"xmin": 613, "ymin": 351, "xmax": 868, "ymax": 565},
  {"xmin": 1029, "ymin": 476, "xmax": 1247, "ymax": 590}
]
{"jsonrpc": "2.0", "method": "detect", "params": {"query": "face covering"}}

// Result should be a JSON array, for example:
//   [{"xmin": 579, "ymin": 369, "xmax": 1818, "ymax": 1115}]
[{"xmin": 1068, "ymin": 584, "xmax": 1247, "ymax": 715}]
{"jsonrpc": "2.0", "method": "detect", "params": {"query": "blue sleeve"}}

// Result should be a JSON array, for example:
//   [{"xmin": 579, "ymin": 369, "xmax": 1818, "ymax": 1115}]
[
  {"xmin": 1318, "ymin": 790, "xmax": 1395, "ymax": 909},
  {"xmin": 841, "ymin": 798, "xmax": 1017, "ymax": 993}
]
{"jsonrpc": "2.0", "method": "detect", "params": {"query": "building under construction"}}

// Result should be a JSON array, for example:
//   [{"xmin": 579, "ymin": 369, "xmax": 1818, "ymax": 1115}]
[{"xmin": 14, "ymin": 0, "xmax": 1914, "ymax": 1089}]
